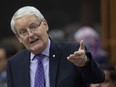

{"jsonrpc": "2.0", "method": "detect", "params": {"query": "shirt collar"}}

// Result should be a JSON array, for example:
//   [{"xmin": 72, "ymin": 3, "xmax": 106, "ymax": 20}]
[{"xmin": 30, "ymin": 38, "xmax": 50, "ymax": 60}]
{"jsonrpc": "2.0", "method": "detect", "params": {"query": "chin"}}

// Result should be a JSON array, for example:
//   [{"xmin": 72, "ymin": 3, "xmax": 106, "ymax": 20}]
[{"xmin": 29, "ymin": 45, "xmax": 43, "ymax": 54}]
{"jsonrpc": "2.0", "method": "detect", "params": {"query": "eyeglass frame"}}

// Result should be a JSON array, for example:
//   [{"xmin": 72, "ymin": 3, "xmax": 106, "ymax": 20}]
[{"xmin": 16, "ymin": 19, "xmax": 44, "ymax": 37}]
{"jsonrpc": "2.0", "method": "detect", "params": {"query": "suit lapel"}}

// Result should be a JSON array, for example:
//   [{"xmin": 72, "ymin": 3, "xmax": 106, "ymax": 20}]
[
  {"xmin": 49, "ymin": 40, "xmax": 61, "ymax": 87},
  {"xmin": 21, "ymin": 50, "xmax": 30, "ymax": 87}
]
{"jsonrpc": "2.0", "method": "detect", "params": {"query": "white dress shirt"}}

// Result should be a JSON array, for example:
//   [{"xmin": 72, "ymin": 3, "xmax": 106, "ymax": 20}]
[{"xmin": 30, "ymin": 39, "xmax": 50, "ymax": 87}]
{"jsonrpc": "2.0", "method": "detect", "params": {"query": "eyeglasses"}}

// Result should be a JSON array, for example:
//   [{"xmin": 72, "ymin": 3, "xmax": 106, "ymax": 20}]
[{"xmin": 17, "ymin": 20, "xmax": 43, "ymax": 37}]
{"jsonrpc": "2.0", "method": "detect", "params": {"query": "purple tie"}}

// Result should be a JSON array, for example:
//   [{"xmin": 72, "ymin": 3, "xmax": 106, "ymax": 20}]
[{"xmin": 34, "ymin": 54, "xmax": 45, "ymax": 87}]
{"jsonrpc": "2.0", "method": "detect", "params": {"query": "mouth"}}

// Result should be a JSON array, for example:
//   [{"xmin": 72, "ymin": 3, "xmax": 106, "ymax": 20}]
[{"xmin": 30, "ymin": 38, "xmax": 39, "ymax": 44}]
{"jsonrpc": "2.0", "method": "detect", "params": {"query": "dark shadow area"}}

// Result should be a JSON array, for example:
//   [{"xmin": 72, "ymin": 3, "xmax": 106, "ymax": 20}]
[{"xmin": 0, "ymin": 0, "xmax": 100, "ymax": 40}]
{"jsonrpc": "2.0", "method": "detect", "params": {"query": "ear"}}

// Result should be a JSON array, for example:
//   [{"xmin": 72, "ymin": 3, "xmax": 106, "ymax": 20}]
[
  {"xmin": 43, "ymin": 19, "xmax": 49, "ymax": 31},
  {"xmin": 16, "ymin": 34, "xmax": 22, "ymax": 43}
]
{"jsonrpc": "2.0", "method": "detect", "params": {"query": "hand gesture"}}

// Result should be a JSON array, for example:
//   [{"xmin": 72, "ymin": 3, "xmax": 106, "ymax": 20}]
[{"xmin": 67, "ymin": 40, "xmax": 88, "ymax": 67}]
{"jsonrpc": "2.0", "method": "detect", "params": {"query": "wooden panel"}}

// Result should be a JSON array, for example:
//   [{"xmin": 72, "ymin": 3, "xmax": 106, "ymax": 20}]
[
  {"xmin": 101, "ymin": 0, "xmax": 110, "ymax": 51},
  {"xmin": 101, "ymin": 0, "xmax": 116, "ymax": 64},
  {"xmin": 110, "ymin": 40, "xmax": 116, "ymax": 64},
  {"xmin": 110, "ymin": 0, "xmax": 116, "ymax": 38},
  {"xmin": 109, "ymin": 0, "xmax": 116, "ymax": 64}
]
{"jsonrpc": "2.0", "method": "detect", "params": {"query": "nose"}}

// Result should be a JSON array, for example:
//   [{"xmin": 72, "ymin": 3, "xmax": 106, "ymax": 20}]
[{"xmin": 27, "ymin": 29, "xmax": 34, "ymax": 37}]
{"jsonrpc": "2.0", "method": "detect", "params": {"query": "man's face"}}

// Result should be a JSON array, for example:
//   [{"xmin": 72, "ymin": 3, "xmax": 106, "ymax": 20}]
[
  {"xmin": 15, "ymin": 15, "xmax": 49, "ymax": 54},
  {"xmin": 0, "ymin": 48, "xmax": 7, "ymax": 72}
]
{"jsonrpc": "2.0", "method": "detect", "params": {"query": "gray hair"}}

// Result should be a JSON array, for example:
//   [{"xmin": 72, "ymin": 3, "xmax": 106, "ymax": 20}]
[{"xmin": 10, "ymin": 6, "xmax": 44, "ymax": 34}]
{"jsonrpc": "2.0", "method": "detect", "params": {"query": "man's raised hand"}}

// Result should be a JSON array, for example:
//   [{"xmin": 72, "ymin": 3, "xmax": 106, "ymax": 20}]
[{"xmin": 67, "ymin": 40, "xmax": 88, "ymax": 67}]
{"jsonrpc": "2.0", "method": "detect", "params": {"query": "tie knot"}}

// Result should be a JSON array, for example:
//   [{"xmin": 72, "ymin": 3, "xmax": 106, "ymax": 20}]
[{"xmin": 35, "ymin": 54, "xmax": 44, "ymax": 61}]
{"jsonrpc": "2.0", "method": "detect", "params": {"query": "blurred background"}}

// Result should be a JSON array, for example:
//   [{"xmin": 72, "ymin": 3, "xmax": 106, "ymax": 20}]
[
  {"xmin": 0, "ymin": 0, "xmax": 116, "ymax": 65},
  {"xmin": 0, "ymin": 0, "xmax": 101, "ymax": 38},
  {"xmin": 0, "ymin": 0, "xmax": 116, "ymax": 87}
]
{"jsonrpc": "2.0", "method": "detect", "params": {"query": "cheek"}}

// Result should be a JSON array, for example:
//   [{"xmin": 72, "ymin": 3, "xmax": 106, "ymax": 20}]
[
  {"xmin": 38, "ymin": 26, "xmax": 48, "ymax": 35},
  {"xmin": 21, "ymin": 39, "xmax": 30, "ymax": 47},
  {"xmin": 36, "ymin": 31, "xmax": 48, "ymax": 40},
  {"xmin": 23, "ymin": 41, "xmax": 29, "ymax": 46},
  {"xmin": 42, "ymin": 31, "xmax": 48, "ymax": 38}
]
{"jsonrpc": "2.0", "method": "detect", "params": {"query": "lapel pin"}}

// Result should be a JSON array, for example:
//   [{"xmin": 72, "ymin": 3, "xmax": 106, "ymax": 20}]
[{"xmin": 53, "ymin": 55, "xmax": 55, "ymax": 58}]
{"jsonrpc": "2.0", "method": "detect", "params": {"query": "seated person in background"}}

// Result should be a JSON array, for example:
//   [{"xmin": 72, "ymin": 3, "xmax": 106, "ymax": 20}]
[
  {"xmin": 0, "ymin": 42, "xmax": 17, "ymax": 87},
  {"xmin": 0, "ymin": 45, "xmax": 7, "ymax": 87},
  {"xmin": 48, "ymin": 29, "xmax": 65, "ymax": 42},
  {"xmin": 90, "ymin": 63, "xmax": 116, "ymax": 87},
  {"xmin": 74, "ymin": 26, "xmax": 108, "ymax": 64}
]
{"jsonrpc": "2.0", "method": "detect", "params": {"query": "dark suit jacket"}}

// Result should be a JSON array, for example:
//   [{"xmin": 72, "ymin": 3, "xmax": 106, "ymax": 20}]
[{"xmin": 7, "ymin": 40, "xmax": 104, "ymax": 87}]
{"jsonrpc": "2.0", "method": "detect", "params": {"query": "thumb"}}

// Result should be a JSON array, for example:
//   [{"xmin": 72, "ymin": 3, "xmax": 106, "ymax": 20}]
[{"xmin": 79, "ymin": 40, "xmax": 85, "ymax": 50}]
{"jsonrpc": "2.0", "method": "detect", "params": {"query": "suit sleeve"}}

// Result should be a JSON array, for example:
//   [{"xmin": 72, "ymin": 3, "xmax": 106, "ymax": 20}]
[
  {"xmin": 78, "ymin": 52, "xmax": 105, "ymax": 84},
  {"xmin": 7, "ymin": 60, "xmax": 14, "ymax": 87}
]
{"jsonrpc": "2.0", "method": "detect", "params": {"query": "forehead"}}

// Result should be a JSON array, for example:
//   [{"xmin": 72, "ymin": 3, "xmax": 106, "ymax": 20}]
[{"xmin": 15, "ymin": 15, "xmax": 39, "ymax": 28}]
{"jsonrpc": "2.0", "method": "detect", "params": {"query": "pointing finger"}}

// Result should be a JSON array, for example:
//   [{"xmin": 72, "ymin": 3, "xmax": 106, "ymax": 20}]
[{"xmin": 79, "ymin": 40, "xmax": 85, "ymax": 50}]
